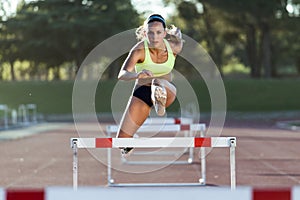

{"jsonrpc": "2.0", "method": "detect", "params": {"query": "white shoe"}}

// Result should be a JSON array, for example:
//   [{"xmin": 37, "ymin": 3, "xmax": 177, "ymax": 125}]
[
  {"xmin": 151, "ymin": 79, "xmax": 167, "ymax": 116},
  {"xmin": 120, "ymin": 147, "xmax": 134, "ymax": 158}
]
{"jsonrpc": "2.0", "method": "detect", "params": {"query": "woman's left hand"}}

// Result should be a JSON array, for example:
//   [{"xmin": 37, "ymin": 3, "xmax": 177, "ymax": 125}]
[
  {"xmin": 137, "ymin": 69, "xmax": 153, "ymax": 79},
  {"xmin": 166, "ymin": 25, "xmax": 183, "ymax": 42}
]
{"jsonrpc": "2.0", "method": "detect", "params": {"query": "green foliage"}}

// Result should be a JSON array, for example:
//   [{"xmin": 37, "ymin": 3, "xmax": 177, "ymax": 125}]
[
  {"xmin": 0, "ymin": 0, "xmax": 139, "ymax": 80},
  {"xmin": 167, "ymin": 0, "xmax": 300, "ymax": 78},
  {"xmin": 0, "ymin": 0, "xmax": 299, "ymax": 80},
  {"xmin": 0, "ymin": 81, "xmax": 73, "ymax": 114},
  {"xmin": 224, "ymin": 79, "xmax": 300, "ymax": 111}
]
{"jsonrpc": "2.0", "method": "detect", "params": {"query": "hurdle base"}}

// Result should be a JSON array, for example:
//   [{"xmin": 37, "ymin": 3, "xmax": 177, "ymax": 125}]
[
  {"xmin": 108, "ymin": 182, "xmax": 206, "ymax": 187},
  {"xmin": 121, "ymin": 160, "xmax": 193, "ymax": 165},
  {"xmin": 121, "ymin": 149, "xmax": 194, "ymax": 165}
]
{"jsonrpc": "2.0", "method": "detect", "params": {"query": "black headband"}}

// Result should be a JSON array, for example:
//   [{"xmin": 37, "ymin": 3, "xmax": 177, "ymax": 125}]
[{"xmin": 147, "ymin": 15, "xmax": 166, "ymax": 28}]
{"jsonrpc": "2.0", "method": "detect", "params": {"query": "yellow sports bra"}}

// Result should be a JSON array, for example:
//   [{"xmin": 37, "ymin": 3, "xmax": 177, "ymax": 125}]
[{"xmin": 135, "ymin": 39, "xmax": 175, "ymax": 77}]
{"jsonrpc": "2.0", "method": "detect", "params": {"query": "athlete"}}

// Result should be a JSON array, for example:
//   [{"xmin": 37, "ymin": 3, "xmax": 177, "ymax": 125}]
[{"xmin": 117, "ymin": 14, "xmax": 184, "ymax": 156}]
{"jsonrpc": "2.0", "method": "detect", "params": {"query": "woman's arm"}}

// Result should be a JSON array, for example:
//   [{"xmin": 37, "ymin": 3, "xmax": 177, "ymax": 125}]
[
  {"xmin": 166, "ymin": 25, "xmax": 184, "ymax": 55},
  {"xmin": 118, "ymin": 42, "xmax": 153, "ymax": 81}
]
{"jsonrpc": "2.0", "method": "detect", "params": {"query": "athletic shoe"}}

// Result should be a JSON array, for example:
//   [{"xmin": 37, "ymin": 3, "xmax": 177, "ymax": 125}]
[
  {"xmin": 151, "ymin": 79, "xmax": 167, "ymax": 116},
  {"xmin": 120, "ymin": 147, "xmax": 134, "ymax": 157}
]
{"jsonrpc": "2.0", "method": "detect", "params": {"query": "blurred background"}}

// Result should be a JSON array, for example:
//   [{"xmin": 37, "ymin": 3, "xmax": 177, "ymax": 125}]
[{"xmin": 0, "ymin": 0, "xmax": 299, "ymax": 121}]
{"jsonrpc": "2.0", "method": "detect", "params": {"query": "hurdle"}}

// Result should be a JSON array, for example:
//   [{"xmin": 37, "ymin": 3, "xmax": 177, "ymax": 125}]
[
  {"xmin": 26, "ymin": 104, "xmax": 37, "ymax": 123},
  {"xmin": 18, "ymin": 104, "xmax": 28, "ymax": 125},
  {"xmin": 107, "ymin": 123, "xmax": 207, "ymax": 186},
  {"xmin": 107, "ymin": 118, "xmax": 205, "ymax": 165},
  {"xmin": 80, "ymin": 123, "xmax": 208, "ymax": 187},
  {"xmin": 0, "ymin": 104, "xmax": 8, "ymax": 129},
  {"xmin": 70, "ymin": 125, "xmax": 236, "ymax": 190}
]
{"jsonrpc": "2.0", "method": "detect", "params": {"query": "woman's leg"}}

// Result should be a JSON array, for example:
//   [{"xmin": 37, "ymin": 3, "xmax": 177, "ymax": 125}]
[
  {"xmin": 117, "ymin": 79, "xmax": 176, "ymax": 138},
  {"xmin": 163, "ymin": 80, "xmax": 177, "ymax": 107},
  {"xmin": 117, "ymin": 96, "xmax": 152, "ymax": 138}
]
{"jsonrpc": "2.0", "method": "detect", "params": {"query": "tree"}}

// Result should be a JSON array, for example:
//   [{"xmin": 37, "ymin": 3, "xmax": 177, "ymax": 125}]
[
  {"xmin": 1, "ymin": 0, "xmax": 140, "ymax": 80},
  {"xmin": 0, "ymin": 18, "xmax": 22, "ymax": 80},
  {"xmin": 0, "ymin": 0, "xmax": 17, "ymax": 80},
  {"xmin": 272, "ymin": 15, "xmax": 300, "ymax": 76},
  {"xmin": 201, "ymin": 0, "xmax": 292, "ymax": 78},
  {"xmin": 165, "ymin": 0, "xmax": 299, "ymax": 78},
  {"xmin": 169, "ymin": 1, "xmax": 236, "ymax": 77}
]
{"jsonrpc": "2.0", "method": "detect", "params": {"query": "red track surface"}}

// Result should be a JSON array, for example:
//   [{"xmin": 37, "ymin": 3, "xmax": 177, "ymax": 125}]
[{"xmin": 0, "ymin": 121, "xmax": 299, "ymax": 188}]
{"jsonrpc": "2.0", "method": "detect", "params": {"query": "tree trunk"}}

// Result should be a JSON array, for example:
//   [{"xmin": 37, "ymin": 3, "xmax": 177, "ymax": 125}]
[
  {"xmin": 75, "ymin": 59, "xmax": 82, "ymax": 80},
  {"xmin": 296, "ymin": 57, "xmax": 300, "ymax": 76},
  {"xmin": 0, "ymin": 65, "xmax": 3, "ymax": 80},
  {"xmin": 67, "ymin": 62, "xmax": 76, "ymax": 80},
  {"xmin": 9, "ymin": 60, "xmax": 16, "ymax": 81},
  {"xmin": 260, "ymin": 22, "xmax": 272, "ymax": 78},
  {"xmin": 245, "ymin": 24, "xmax": 260, "ymax": 78},
  {"xmin": 202, "ymin": 5, "xmax": 224, "ymax": 78},
  {"xmin": 53, "ymin": 66, "xmax": 61, "ymax": 80},
  {"xmin": 108, "ymin": 55, "xmax": 125, "ymax": 79}
]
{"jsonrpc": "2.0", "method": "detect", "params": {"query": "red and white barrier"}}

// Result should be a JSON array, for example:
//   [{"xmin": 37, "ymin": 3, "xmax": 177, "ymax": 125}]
[
  {"xmin": 70, "ymin": 129, "xmax": 237, "ymax": 190},
  {"xmin": 1, "ymin": 187, "xmax": 299, "ymax": 200},
  {"xmin": 73, "ymin": 137, "xmax": 233, "ymax": 148},
  {"xmin": 106, "ymin": 123, "xmax": 206, "ymax": 133}
]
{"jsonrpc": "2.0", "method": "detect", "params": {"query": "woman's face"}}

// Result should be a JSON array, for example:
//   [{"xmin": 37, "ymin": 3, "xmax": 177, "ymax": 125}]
[{"xmin": 146, "ymin": 21, "xmax": 166, "ymax": 48}]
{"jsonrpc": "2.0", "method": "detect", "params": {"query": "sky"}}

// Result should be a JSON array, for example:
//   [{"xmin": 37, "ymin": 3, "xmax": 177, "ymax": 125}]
[
  {"xmin": 0, "ymin": 0, "xmax": 23, "ymax": 17},
  {"xmin": 131, "ymin": 0, "xmax": 176, "ymax": 19}
]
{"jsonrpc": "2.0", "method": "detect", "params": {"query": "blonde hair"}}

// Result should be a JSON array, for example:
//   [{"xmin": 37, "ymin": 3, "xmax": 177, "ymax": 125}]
[{"xmin": 135, "ymin": 25, "xmax": 146, "ymax": 41}]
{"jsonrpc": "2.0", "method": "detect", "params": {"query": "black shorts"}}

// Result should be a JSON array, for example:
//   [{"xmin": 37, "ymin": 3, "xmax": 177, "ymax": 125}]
[{"xmin": 133, "ymin": 85, "xmax": 153, "ymax": 107}]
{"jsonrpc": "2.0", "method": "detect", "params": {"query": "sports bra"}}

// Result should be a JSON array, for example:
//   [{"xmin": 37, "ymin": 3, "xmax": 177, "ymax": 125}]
[{"xmin": 135, "ymin": 39, "xmax": 175, "ymax": 77}]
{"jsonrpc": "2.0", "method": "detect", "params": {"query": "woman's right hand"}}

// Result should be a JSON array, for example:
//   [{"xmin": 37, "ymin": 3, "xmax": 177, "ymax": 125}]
[{"xmin": 137, "ymin": 69, "xmax": 153, "ymax": 79}]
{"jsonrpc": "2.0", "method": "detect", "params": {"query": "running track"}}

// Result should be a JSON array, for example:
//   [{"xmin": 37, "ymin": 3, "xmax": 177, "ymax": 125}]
[{"xmin": 0, "ymin": 121, "xmax": 299, "ymax": 188}]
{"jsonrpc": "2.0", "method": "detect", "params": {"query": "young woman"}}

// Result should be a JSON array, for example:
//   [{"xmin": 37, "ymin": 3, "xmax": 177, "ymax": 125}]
[{"xmin": 117, "ymin": 14, "xmax": 183, "ymax": 156}]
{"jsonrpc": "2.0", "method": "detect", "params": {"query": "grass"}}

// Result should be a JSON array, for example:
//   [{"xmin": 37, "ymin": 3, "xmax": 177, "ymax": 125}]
[
  {"xmin": 0, "ymin": 79, "xmax": 299, "ymax": 115},
  {"xmin": 223, "ymin": 79, "xmax": 300, "ymax": 111},
  {"xmin": 0, "ymin": 81, "xmax": 73, "ymax": 114}
]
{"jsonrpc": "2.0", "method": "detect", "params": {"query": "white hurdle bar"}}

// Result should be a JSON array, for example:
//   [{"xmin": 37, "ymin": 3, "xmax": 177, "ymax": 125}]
[
  {"xmin": 143, "ymin": 117, "xmax": 193, "ymax": 125},
  {"xmin": 107, "ymin": 118, "xmax": 204, "ymax": 165},
  {"xmin": 72, "ymin": 137, "xmax": 234, "ymax": 149},
  {"xmin": 106, "ymin": 123, "xmax": 206, "ymax": 133},
  {"xmin": 70, "ymin": 136, "xmax": 236, "ymax": 190}
]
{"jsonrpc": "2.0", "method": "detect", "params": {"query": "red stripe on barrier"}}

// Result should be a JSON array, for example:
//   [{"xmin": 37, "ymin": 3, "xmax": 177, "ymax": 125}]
[
  {"xmin": 194, "ymin": 138, "xmax": 211, "ymax": 147},
  {"xmin": 253, "ymin": 188, "xmax": 291, "ymax": 200},
  {"xmin": 96, "ymin": 138, "xmax": 112, "ymax": 148},
  {"xmin": 174, "ymin": 118, "xmax": 181, "ymax": 124},
  {"xmin": 6, "ymin": 189, "xmax": 44, "ymax": 200},
  {"xmin": 180, "ymin": 124, "xmax": 190, "ymax": 131}
]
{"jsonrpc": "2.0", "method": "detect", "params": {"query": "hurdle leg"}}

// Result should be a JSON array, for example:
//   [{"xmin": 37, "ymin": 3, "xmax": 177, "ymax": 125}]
[
  {"xmin": 187, "ymin": 130, "xmax": 194, "ymax": 163},
  {"xmin": 200, "ymin": 130, "xmax": 206, "ymax": 185},
  {"xmin": 230, "ymin": 138, "xmax": 237, "ymax": 190},
  {"xmin": 4, "ymin": 107, "xmax": 8, "ymax": 129},
  {"xmin": 107, "ymin": 131, "xmax": 114, "ymax": 185},
  {"xmin": 72, "ymin": 139, "xmax": 78, "ymax": 190},
  {"xmin": 107, "ymin": 148, "xmax": 114, "ymax": 185}
]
